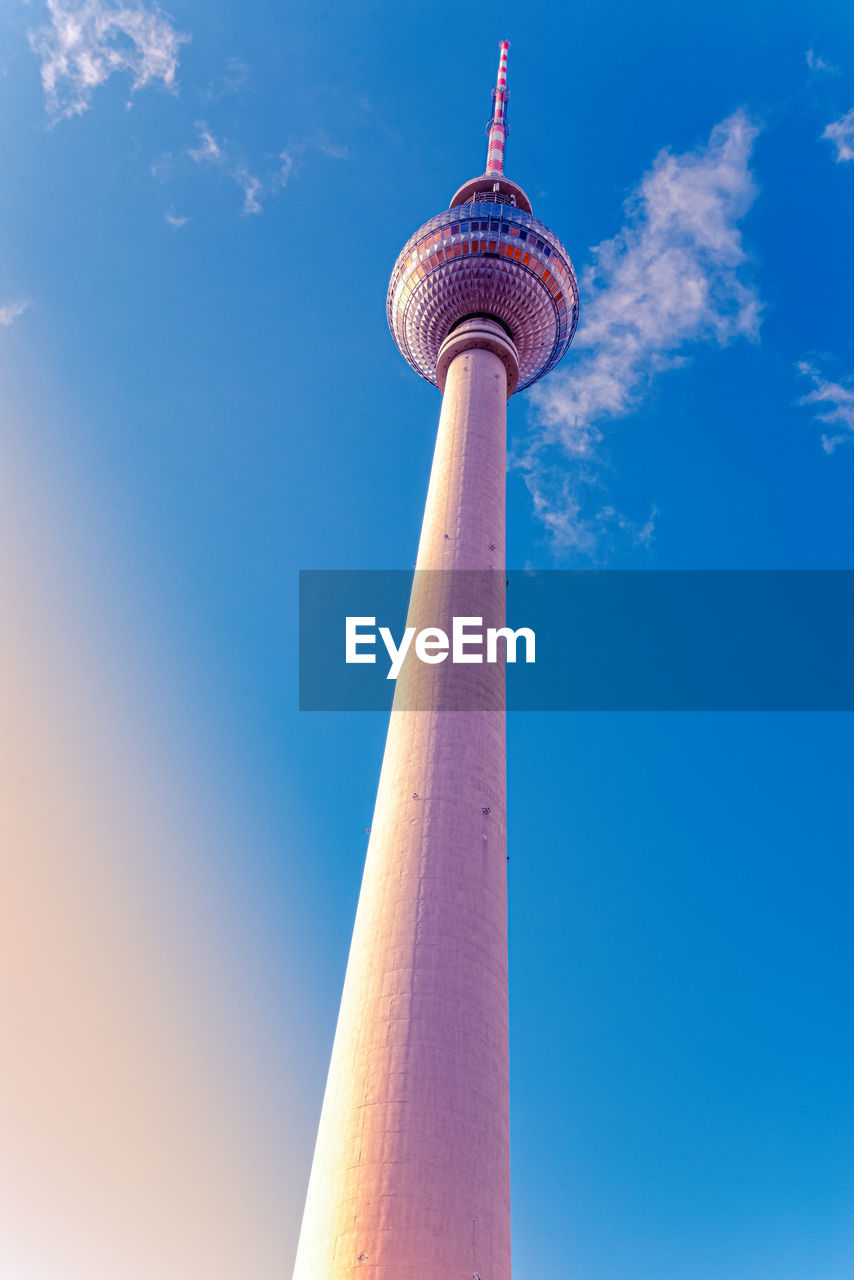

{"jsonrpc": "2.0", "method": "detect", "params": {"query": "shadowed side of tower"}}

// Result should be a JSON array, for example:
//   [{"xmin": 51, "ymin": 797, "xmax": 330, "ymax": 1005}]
[{"xmin": 292, "ymin": 43, "xmax": 577, "ymax": 1280}]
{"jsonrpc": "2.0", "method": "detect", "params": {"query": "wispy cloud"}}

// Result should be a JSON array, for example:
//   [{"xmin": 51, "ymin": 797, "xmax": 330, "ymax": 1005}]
[
  {"xmin": 149, "ymin": 151, "xmax": 175, "ymax": 180},
  {"xmin": 278, "ymin": 132, "xmax": 348, "ymax": 188},
  {"xmin": 188, "ymin": 121, "xmax": 262, "ymax": 215},
  {"xmin": 235, "ymin": 168, "xmax": 262, "ymax": 215},
  {"xmin": 29, "ymin": 0, "xmax": 189, "ymax": 123},
  {"xmin": 0, "ymin": 299, "xmax": 32, "ymax": 327},
  {"xmin": 518, "ymin": 111, "xmax": 761, "ymax": 556},
  {"xmin": 806, "ymin": 49, "xmax": 840, "ymax": 76},
  {"xmin": 797, "ymin": 359, "xmax": 854, "ymax": 453},
  {"xmin": 822, "ymin": 108, "xmax": 854, "ymax": 163},
  {"xmin": 278, "ymin": 150, "xmax": 295, "ymax": 186},
  {"xmin": 201, "ymin": 56, "xmax": 249, "ymax": 103},
  {"xmin": 188, "ymin": 122, "xmax": 347, "ymax": 215},
  {"xmin": 188, "ymin": 125, "xmax": 222, "ymax": 163},
  {"xmin": 164, "ymin": 211, "xmax": 189, "ymax": 228}
]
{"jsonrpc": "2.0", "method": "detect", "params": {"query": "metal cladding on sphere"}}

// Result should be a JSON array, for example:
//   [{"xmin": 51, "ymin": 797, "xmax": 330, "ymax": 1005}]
[
  {"xmin": 388, "ymin": 203, "xmax": 578, "ymax": 393},
  {"xmin": 387, "ymin": 41, "xmax": 578, "ymax": 395}
]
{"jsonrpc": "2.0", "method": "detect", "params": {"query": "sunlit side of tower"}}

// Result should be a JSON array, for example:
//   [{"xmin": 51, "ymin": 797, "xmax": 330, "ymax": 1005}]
[{"xmin": 292, "ymin": 43, "xmax": 578, "ymax": 1280}]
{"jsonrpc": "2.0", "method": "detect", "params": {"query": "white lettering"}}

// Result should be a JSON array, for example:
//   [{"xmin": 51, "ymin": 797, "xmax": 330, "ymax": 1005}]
[
  {"xmin": 346, "ymin": 617, "xmax": 377, "ymax": 663},
  {"xmin": 415, "ymin": 627, "xmax": 449, "ymax": 664},
  {"xmin": 452, "ymin": 616, "xmax": 483, "ymax": 663},
  {"xmin": 486, "ymin": 626, "xmax": 536, "ymax": 664},
  {"xmin": 379, "ymin": 625, "xmax": 416, "ymax": 680},
  {"xmin": 345, "ymin": 617, "xmax": 536, "ymax": 678}
]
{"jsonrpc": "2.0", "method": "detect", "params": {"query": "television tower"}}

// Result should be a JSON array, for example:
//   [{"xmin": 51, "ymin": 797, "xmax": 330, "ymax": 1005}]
[{"xmin": 293, "ymin": 42, "xmax": 578, "ymax": 1280}]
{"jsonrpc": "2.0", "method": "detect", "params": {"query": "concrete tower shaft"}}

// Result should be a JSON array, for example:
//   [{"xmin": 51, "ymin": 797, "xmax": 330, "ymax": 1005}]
[{"xmin": 292, "ymin": 322, "xmax": 515, "ymax": 1279}]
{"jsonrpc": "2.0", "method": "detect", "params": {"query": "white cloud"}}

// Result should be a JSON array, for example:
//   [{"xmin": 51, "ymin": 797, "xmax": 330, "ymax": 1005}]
[
  {"xmin": 314, "ymin": 133, "xmax": 348, "ymax": 161},
  {"xmin": 806, "ymin": 49, "xmax": 840, "ymax": 76},
  {"xmin": 0, "ymin": 299, "xmax": 32, "ymax": 327},
  {"xmin": 164, "ymin": 211, "xmax": 189, "ymax": 228},
  {"xmin": 149, "ymin": 151, "xmax": 174, "ymax": 180},
  {"xmin": 188, "ymin": 125, "xmax": 222, "ymax": 163},
  {"xmin": 797, "ymin": 359, "xmax": 854, "ymax": 453},
  {"xmin": 278, "ymin": 133, "xmax": 348, "ymax": 188},
  {"xmin": 29, "ymin": 0, "xmax": 189, "ymax": 122},
  {"xmin": 278, "ymin": 149, "xmax": 295, "ymax": 186},
  {"xmin": 518, "ymin": 111, "xmax": 761, "ymax": 555},
  {"xmin": 188, "ymin": 122, "xmax": 262, "ymax": 215},
  {"xmin": 235, "ymin": 168, "xmax": 262, "ymax": 215},
  {"xmin": 188, "ymin": 123, "xmax": 346, "ymax": 215},
  {"xmin": 202, "ymin": 55, "xmax": 249, "ymax": 103},
  {"xmin": 822, "ymin": 109, "xmax": 854, "ymax": 163}
]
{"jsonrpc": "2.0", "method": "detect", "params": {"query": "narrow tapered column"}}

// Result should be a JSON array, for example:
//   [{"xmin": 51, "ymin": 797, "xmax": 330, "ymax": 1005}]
[{"xmin": 292, "ymin": 322, "xmax": 517, "ymax": 1280}]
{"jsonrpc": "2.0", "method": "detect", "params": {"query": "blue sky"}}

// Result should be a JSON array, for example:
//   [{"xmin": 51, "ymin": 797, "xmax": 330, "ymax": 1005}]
[{"xmin": 0, "ymin": 1, "xmax": 852, "ymax": 1277}]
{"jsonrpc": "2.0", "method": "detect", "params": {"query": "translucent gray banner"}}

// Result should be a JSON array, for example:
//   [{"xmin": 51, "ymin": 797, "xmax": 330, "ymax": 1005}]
[{"xmin": 298, "ymin": 570, "xmax": 854, "ymax": 711}]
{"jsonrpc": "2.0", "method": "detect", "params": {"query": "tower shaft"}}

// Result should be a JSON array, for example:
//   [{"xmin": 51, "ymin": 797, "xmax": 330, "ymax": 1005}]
[{"xmin": 292, "ymin": 326, "xmax": 515, "ymax": 1279}]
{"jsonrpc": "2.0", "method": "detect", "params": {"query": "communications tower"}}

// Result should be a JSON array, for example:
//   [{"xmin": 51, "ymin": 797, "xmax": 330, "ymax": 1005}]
[{"xmin": 293, "ymin": 42, "xmax": 578, "ymax": 1280}]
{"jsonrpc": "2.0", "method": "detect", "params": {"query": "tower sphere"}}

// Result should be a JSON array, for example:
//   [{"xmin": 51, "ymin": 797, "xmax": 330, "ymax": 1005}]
[{"xmin": 387, "ymin": 66, "xmax": 579, "ymax": 395}]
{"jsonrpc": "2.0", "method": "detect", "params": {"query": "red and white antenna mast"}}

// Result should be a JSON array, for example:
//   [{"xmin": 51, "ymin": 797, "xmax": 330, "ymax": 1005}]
[{"xmin": 485, "ymin": 39, "xmax": 510, "ymax": 175}]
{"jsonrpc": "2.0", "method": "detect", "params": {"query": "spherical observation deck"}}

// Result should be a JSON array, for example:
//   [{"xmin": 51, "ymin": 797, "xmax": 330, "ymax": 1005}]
[{"xmin": 387, "ymin": 181, "xmax": 578, "ymax": 395}]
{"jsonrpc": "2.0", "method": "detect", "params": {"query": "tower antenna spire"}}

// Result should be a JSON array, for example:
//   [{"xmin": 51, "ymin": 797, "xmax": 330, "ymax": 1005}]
[{"xmin": 485, "ymin": 39, "xmax": 510, "ymax": 175}]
